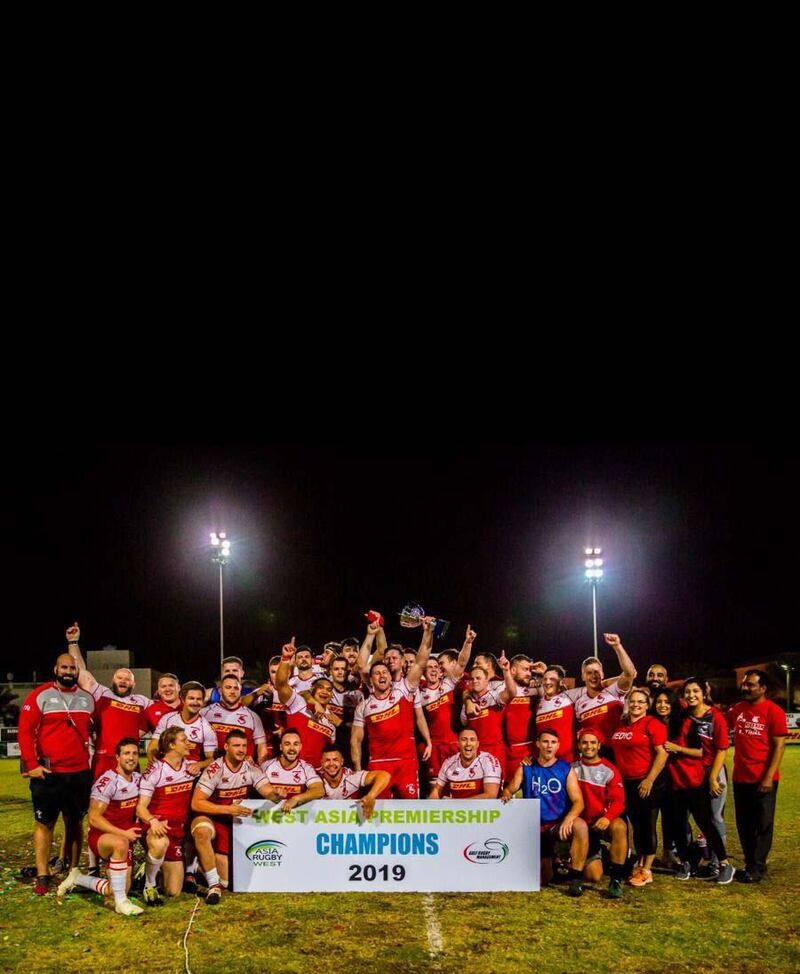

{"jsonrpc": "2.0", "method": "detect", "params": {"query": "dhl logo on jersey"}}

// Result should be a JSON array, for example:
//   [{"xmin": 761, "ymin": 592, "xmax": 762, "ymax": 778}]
[
  {"xmin": 450, "ymin": 780, "xmax": 479, "ymax": 792},
  {"xmin": 581, "ymin": 704, "xmax": 609, "ymax": 721},
  {"xmin": 110, "ymin": 700, "xmax": 143, "ymax": 713},
  {"xmin": 307, "ymin": 719, "xmax": 335, "ymax": 738},
  {"xmin": 425, "ymin": 693, "xmax": 451, "ymax": 712},
  {"xmin": 329, "ymin": 703, "xmax": 344, "ymax": 717},
  {"xmin": 537, "ymin": 709, "xmax": 564, "ymax": 723},
  {"xmin": 509, "ymin": 697, "xmax": 532, "ymax": 706},
  {"xmin": 369, "ymin": 704, "xmax": 400, "ymax": 724},
  {"xmin": 163, "ymin": 781, "xmax": 193, "ymax": 795},
  {"xmin": 119, "ymin": 798, "xmax": 138, "ymax": 809},
  {"xmin": 273, "ymin": 784, "xmax": 303, "ymax": 796},
  {"xmin": 210, "ymin": 722, "xmax": 238, "ymax": 734},
  {"xmin": 218, "ymin": 786, "xmax": 249, "ymax": 799},
  {"xmin": 472, "ymin": 709, "xmax": 490, "ymax": 720}
]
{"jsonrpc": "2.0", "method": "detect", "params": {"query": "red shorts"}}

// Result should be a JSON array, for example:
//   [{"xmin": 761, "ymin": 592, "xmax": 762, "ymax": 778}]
[
  {"xmin": 88, "ymin": 828, "xmax": 133, "ymax": 866},
  {"xmin": 191, "ymin": 816, "xmax": 232, "ymax": 856},
  {"xmin": 370, "ymin": 757, "xmax": 419, "ymax": 799},
  {"xmin": 92, "ymin": 752, "xmax": 119, "ymax": 781},
  {"xmin": 506, "ymin": 742, "xmax": 536, "ymax": 783},
  {"xmin": 141, "ymin": 823, "xmax": 185, "ymax": 862},
  {"xmin": 427, "ymin": 741, "xmax": 459, "ymax": 780}
]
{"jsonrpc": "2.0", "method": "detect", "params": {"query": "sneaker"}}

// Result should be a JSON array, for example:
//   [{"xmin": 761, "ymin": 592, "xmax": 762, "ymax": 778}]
[
  {"xmin": 115, "ymin": 897, "xmax": 144, "ymax": 916},
  {"xmin": 20, "ymin": 865, "xmax": 38, "ymax": 879},
  {"xmin": 567, "ymin": 878, "xmax": 584, "ymax": 898},
  {"xmin": 57, "ymin": 867, "xmax": 82, "ymax": 897},
  {"xmin": 142, "ymin": 885, "xmax": 164, "ymax": 907},
  {"xmin": 627, "ymin": 864, "xmax": 643, "ymax": 884},
  {"xmin": 206, "ymin": 885, "xmax": 222, "ymax": 906},
  {"xmin": 715, "ymin": 863, "xmax": 735, "ymax": 885},
  {"xmin": 675, "ymin": 862, "xmax": 692, "ymax": 881},
  {"xmin": 34, "ymin": 875, "xmax": 51, "ymax": 896},
  {"xmin": 696, "ymin": 863, "xmax": 720, "ymax": 880},
  {"xmin": 629, "ymin": 868, "xmax": 653, "ymax": 887},
  {"xmin": 608, "ymin": 877, "xmax": 624, "ymax": 899},
  {"xmin": 182, "ymin": 873, "xmax": 198, "ymax": 895}
]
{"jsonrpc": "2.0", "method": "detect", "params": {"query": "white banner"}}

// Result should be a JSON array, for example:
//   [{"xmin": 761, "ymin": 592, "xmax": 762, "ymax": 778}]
[{"xmin": 232, "ymin": 799, "xmax": 540, "ymax": 893}]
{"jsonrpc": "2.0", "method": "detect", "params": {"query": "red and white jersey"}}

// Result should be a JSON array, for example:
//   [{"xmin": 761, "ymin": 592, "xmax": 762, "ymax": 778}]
[
  {"xmin": 90, "ymin": 685, "xmax": 150, "ymax": 756},
  {"xmin": 461, "ymin": 684, "xmax": 506, "ymax": 747},
  {"xmin": 90, "ymin": 769, "xmax": 141, "ymax": 831},
  {"xmin": 535, "ymin": 692, "xmax": 577, "ymax": 762},
  {"xmin": 196, "ymin": 757, "xmax": 267, "ymax": 804},
  {"xmin": 145, "ymin": 698, "xmax": 180, "ymax": 732},
  {"xmin": 321, "ymin": 768, "xmax": 370, "ymax": 800},
  {"xmin": 139, "ymin": 758, "xmax": 196, "ymax": 823},
  {"xmin": 571, "ymin": 757, "xmax": 626, "ymax": 824},
  {"xmin": 284, "ymin": 690, "xmax": 337, "ymax": 768},
  {"xmin": 503, "ymin": 685, "xmax": 537, "ymax": 748},
  {"xmin": 200, "ymin": 703, "xmax": 267, "ymax": 758},
  {"xmin": 18, "ymin": 682, "xmax": 95, "ymax": 774},
  {"xmin": 329, "ymin": 687, "xmax": 364, "ymax": 724},
  {"xmin": 566, "ymin": 682, "xmax": 628, "ymax": 742},
  {"xmin": 436, "ymin": 751, "xmax": 502, "ymax": 798},
  {"xmin": 259, "ymin": 757, "xmax": 321, "ymax": 797},
  {"xmin": 152, "ymin": 711, "xmax": 217, "ymax": 762},
  {"xmin": 289, "ymin": 666, "xmax": 326, "ymax": 694},
  {"xmin": 418, "ymin": 678, "xmax": 458, "ymax": 744},
  {"xmin": 352, "ymin": 679, "xmax": 418, "ymax": 762}
]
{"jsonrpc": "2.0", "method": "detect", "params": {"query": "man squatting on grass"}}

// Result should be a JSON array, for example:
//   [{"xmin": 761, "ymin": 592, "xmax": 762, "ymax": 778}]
[{"xmin": 22, "ymin": 619, "xmax": 787, "ymax": 912}]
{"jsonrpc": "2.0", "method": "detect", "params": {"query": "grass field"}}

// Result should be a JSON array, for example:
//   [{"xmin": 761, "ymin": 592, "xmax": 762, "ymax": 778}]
[{"xmin": 1, "ymin": 753, "xmax": 798, "ymax": 974}]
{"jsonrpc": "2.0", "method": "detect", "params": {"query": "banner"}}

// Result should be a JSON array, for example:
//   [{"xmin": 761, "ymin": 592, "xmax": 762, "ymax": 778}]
[{"xmin": 232, "ymin": 799, "xmax": 540, "ymax": 893}]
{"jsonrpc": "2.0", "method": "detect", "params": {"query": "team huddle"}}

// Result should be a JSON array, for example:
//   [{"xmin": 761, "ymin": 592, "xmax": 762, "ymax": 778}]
[{"xmin": 18, "ymin": 615, "xmax": 788, "ymax": 912}]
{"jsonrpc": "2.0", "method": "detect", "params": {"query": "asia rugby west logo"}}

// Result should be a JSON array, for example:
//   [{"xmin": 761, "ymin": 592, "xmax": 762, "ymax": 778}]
[
  {"xmin": 246, "ymin": 839, "xmax": 287, "ymax": 867},
  {"xmin": 463, "ymin": 838, "xmax": 509, "ymax": 864}
]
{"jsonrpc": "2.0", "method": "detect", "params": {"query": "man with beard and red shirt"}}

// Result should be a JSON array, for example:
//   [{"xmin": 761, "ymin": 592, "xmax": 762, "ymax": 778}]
[
  {"xmin": 350, "ymin": 618, "xmax": 434, "ymax": 799},
  {"xmin": 461, "ymin": 652, "xmax": 518, "ymax": 781},
  {"xmin": 726, "ymin": 670, "xmax": 787, "ymax": 884},
  {"xmin": 57, "ymin": 737, "xmax": 143, "ymax": 916},
  {"xmin": 504, "ymin": 655, "xmax": 539, "ymax": 781},
  {"xmin": 428, "ymin": 728, "xmax": 502, "ymax": 799},
  {"xmin": 201, "ymin": 675, "xmax": 269, "ymax": 763},
  {"xmin": 318, "ymin": 744, "xmax": 390, "ymax": 818},
  {"xmin": 19, "ymin": 652, "xmax": 95, "ymax": 896},
  {"xmin": 65, "ymin": 623, "xmax": 150, "ymax": 781},
  {"xmin": 145, "ymin": 674, "xmax": 181, "ymax": 731},
  {"xmin": 565, "ymin": 633, "xmax": 636, "ymax": 744},
  {"xmin": 259, "ymin": 730, "xmax": 324, "ymax": 810},
  {"xmin": 149, "ymin": 682, "xmax": 216, "ymax": 774},
  {"xmin": 190, "ymin": 729, "xmax": 279, "ymax": 903}
]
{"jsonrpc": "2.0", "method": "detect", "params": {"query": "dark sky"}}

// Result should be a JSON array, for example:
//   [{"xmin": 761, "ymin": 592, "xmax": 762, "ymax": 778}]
[{"xmin": 7, "ymin": 441, "xmax": 796, "ymax": 686}]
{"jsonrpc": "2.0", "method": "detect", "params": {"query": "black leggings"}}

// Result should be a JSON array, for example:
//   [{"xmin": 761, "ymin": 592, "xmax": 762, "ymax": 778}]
[
  {"xmin": 670, "ymin": 782, "xmax": 728, "ymax": 862},
  {"xmin": 624, "ymin": 778, "xmax": 663, "ymax": 858}
]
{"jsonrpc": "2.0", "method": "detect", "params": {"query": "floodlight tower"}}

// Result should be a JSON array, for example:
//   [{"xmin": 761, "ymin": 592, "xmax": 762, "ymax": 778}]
[
  {"xmin": 210, "ymin": 531, "xmax": 231, "ymax": 670},
  {"xmin": 584, "ymin": 546, "xmax": 604, "ymax": 655}
]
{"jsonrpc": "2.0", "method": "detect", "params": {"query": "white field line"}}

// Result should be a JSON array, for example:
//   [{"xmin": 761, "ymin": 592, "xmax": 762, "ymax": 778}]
[
  {"xmin": 422, "ymin": 893, "xmax": 444, "ymax": 958},
  {"xmin": 183, "ymin": 896, "xmax": 201, "ymax": 974}
]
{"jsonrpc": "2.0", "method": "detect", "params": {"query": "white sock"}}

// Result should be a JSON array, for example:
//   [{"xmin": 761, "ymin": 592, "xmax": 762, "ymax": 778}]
[
  {"xmin": 186, "ymin": 856, "xmax": 199, "ymax": 875},
  {"xmin": 145, "ymin": 854, "xmax": 164, "ymax": 888},
  {"xmin": 75, "ymin": 873, "xmax": 110, "ymax": 895},
  {"xmin": 220, "ymin": 877, "xmax": 229, "ymax": 889},
  {"xmin": 108, "ymin": 859, "xmax": 129, "ymax": 904},
  {"xmin": 204, "ymin": 868, "xmax": 220, "ymax": 888}
]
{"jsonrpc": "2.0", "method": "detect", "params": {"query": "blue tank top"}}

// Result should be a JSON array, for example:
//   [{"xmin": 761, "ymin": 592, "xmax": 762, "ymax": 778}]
[{"xmin": 521, "ymin": 759, "xmax": 571, "ymax": 822}]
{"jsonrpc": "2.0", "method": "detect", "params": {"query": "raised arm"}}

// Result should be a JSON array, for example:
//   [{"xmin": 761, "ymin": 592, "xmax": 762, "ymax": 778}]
[
  {"xmin": 406, "ymin": 617, "xmax": 435, "ymax": 689},
  {"xmin": 497, "ymin": 652, "xmax": 518, "ymax": 704},
  {"xmin": 66, "ymin": 621, "xmax": 98, "ymax": 694},
  {"xmin": 603, "ymin": 633, "xmax": 636, "ymax": 692},
  {"xmin": 453, "ymin": 624, "xmax": 477, "ymax": 679},
  {"xmin": 275, "ymin": 637, "xmax": 297, "ymax": 705},
  {"xmin": 357, "ymin": 621, "xmax": 379, "ymax": 680}
]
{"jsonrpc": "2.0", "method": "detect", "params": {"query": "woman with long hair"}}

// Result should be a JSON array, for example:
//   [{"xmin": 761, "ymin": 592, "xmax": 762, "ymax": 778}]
[{"xmin": 664, "ymin": 678, "xmax": 735, "ymax": 884}]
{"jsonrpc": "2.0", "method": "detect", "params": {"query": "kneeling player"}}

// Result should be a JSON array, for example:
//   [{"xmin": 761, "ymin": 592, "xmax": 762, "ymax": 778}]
[
  {"xmin": 57, "ymin": 737, "xmax": 143, "ymax": 916},
  {"xmin": 190, "ymin": 729, "xmax": 279, "ymax": 904},
  {"xmin": 572, "ymin": 729, "xmax": 628, "ymax": 898},
  {"xmin": 428, "ymin": 729, "xmax": 501, "ymax": 799},
  {"xmin": 319, "ymin": 744, "xmax": 390, "ymax": 819},
  {"xmin": 136, "ymin": 727, "xmax": 196, "ymax": 904}
]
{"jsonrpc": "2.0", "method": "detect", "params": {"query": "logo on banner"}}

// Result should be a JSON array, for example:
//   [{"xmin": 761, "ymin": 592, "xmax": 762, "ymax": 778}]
[
  {"xmin": 463, "ymin": 838, "xmax": 509, "ymax": 864},
  {"xmin": 246, "ymin": 839, "xmax": 287, "ymax": 867}
]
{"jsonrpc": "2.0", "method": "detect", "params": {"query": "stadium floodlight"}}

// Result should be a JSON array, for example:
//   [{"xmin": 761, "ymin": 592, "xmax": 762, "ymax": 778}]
[
  {"xmin": 210, "ymin": 531, "xmax": 232, "ymax": 670},
  {"xmin": 779, "ymin": 663, "xmax": 794, "ymax": 711},
  {"xmin": 583, "ymin": 546, "xmax": 603, "ymax": 654}
]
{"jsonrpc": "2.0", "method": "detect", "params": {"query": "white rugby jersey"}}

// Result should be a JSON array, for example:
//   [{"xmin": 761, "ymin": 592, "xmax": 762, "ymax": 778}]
[
  {"xmin": 197, "ymin": 757, "xmax": 267, "ymax": 803},
  {"xmin": 259, "ymin": 757, "xmax": 321, "ymax": 796},
  {"xmin": 322, "ymin": 768, "xmax": 369, "ymax": 800},
  {"xmin": 152, "ymin": 711, "xmax": 217, "ymax": 760},
  {"xmin": 436, "ymin": 751, "xmax": 502, "ymax": 797}
]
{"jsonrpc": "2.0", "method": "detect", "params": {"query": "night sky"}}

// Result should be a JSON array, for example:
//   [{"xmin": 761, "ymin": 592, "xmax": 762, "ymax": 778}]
[{"xmin": 9, "ymin": 441, "xmax": 796, "ymax": 687}]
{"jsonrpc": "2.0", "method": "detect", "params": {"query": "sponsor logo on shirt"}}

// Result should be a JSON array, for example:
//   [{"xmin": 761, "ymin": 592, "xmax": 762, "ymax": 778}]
[
  {"xmin": 425, "ymin": 693, "xmax": 451, "ymax": 712},
  {"xmin": 581, "ymin": 704, "xmax": 609, "ymax": 720},
  {"xmin": 451, "ymin": 780, "xmax": 479, "ymax": 791},
  {"xmin": 110, "ymin": 700, "xmax": 143, "ymax": 713},
  {"xmin": 368, "ymin": 704, "xmax": 400, "ymax": 724},
  {"xmin": 537, "ymin": 709, "xmax": 564, "ymax": 723},
  {"xmin": 120, "ymin": 798, "xmax": 138, "ymax": 809},
  {"xmin": 163, "ymin": 782, "xmax": 193, "ymax": 795},
  {"xmin": 218, "ymin": 787, "xmax": 248, "ymax": 799}
]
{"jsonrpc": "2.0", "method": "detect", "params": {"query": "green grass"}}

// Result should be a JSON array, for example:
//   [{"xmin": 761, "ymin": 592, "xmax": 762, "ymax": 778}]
[{"xmin": 1, "ymin": 753, "xmax": 798, "ymax": 974}]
